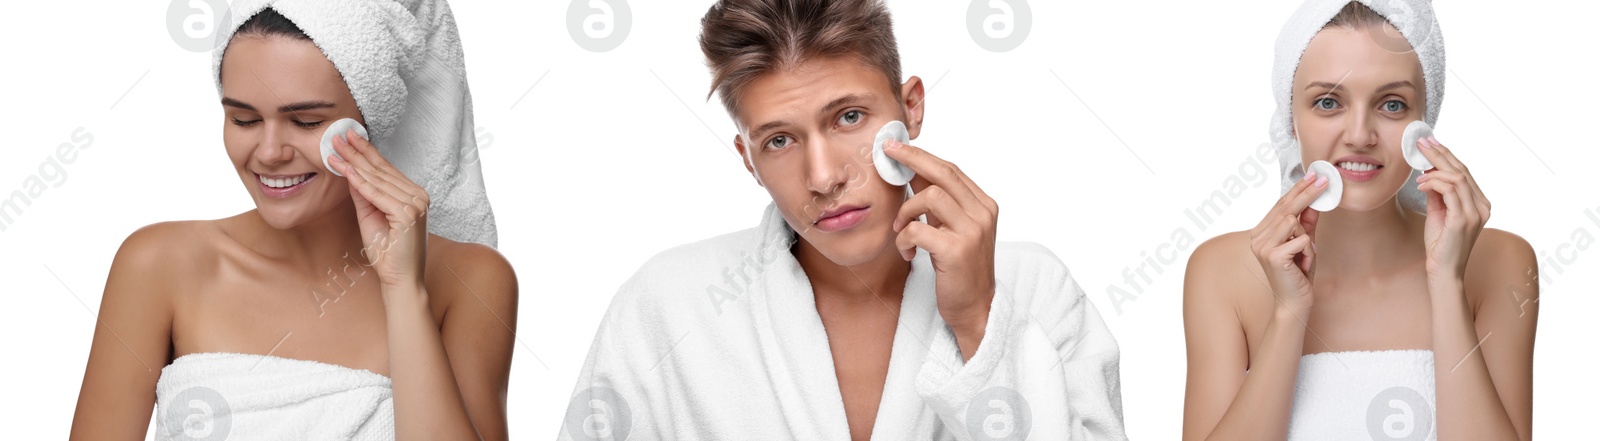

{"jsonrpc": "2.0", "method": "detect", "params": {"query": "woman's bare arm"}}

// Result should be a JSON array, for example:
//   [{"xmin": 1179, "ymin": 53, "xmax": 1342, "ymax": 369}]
[
  {"xmin": 432, "ymin": 241, "xmax": 519, "ymax": 441},
  {"xmin": 69, "ymin": 224, "xmax": 179, "ymax": 440},
  {"xmin": 1430, "ymin": 229, "xmax": 1537, "ymax": 441},
  {"xmin": 1182, "ymin": 233, "xmax": 1306, "ymax": 441}
]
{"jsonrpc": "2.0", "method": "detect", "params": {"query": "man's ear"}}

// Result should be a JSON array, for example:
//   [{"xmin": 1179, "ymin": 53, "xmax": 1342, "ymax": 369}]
[
  {"xmin": 900, "ymin": 75, "xmax": 926, "ymax": 140},
  {"xmin": 735, "ymin": 134, "xmax": 763, "ymax": 187}
]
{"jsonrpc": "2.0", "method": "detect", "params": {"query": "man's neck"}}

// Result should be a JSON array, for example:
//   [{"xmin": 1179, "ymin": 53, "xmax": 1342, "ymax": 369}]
[{"xmin": 793, "ymin": 239, "xmax": 912, "ymax": 306}]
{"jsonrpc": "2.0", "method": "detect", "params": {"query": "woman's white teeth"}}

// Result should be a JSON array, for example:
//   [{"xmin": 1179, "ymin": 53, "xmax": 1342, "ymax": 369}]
[
  {"xmin": 260, "ymin": 173, "xmax": 312, "ymax": 188},
  {"xmin": 1337, "ymin": 162, "xmax": 1378, "ymax": 172}
]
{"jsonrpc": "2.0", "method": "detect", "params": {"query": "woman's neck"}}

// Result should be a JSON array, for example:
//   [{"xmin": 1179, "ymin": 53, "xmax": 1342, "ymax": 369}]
[
  {"xmin": 242, "ymin": 203, "xmax": 370, "ymax": 274},
  {"xmin": 1314, "ymin": 197, "xmax": 1427, "ymax": 278}
]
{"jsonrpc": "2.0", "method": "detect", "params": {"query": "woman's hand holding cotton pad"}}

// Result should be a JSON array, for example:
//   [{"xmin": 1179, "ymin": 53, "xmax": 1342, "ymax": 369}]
[
  {"xmin": 873, "ymin": 120, "xmax": 914, "ymax": 186},
  {"xmin": 1401, "ymin": 120, "xmax": 1435, "ymax": 171},
  {"xmin": 321, "ymin": 118, "xmax": 368, "ymax": 177},
  {"xmin": 1306, "ymin": 160, "xmax": 1343, "ymax": 212}
]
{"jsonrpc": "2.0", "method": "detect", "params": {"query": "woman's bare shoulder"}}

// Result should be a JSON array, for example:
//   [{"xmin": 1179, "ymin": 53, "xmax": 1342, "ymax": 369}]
[
  {"xmin": 423, "ymin": 235, "xmax": 517, "ymax": 302},
  {"xmin": 1464, "ymin": 228, "xmax": 1537, "ymax": 302}
]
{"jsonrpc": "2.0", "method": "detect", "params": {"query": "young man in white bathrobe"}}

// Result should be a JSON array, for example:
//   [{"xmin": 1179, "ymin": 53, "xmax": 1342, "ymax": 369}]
[{"xmin": 560, "ymin": 1, "xmax": 1126, "ymax": 440}]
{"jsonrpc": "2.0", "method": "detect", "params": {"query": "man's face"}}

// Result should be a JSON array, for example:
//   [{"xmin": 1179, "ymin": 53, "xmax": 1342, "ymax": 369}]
[{"xmin": 734, "ymin": 55, "xmax": 923, "ymax": 267}]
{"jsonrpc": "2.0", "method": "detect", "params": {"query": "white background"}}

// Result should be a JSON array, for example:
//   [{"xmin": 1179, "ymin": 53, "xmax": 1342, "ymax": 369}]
[{"xmin": 2, "ymin": 0, "xmax": 1595, "ymax": 439}]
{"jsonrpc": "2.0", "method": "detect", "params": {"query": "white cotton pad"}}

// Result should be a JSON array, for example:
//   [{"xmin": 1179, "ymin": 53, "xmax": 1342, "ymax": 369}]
[
  {"xmin": 320, "ymin": 118, "xmax": 368, "ymax": 177},
  {"xmin": 873, "ymin": 120, "xmax": 914, "ymax": 186},
  {"xmin": 1307, "ymin": 160, "xmax": 1343, "ymax": 212},
  {"xmin": 1401, "ymin": 120, "xmax": 1434, "ymax": 171}
]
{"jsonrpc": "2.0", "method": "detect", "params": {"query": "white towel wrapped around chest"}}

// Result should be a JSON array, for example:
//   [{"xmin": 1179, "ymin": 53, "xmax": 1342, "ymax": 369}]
[
  {"xmin": 1289, "ymin": 349, "xmax": 1437, "ymax": 441},
  {"xmin": 154, "ymin": 352, "xmax": 394, "ymax": 441}
]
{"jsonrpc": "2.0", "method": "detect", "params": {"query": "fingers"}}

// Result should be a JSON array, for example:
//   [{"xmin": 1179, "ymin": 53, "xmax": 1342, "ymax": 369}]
[
  {"xmin": 1419, "ymin": 136, "xmax": 1467, "ymax": 174},
  {"xmin": 1421, "ymin": 137, "xmax": 1491, "ymax": 218},
  {"xmin": 895, "ymin": 221, "xmax": 954, "ymax": 262},
  {"xmin": 1418, "ymin": 171, "xmax": 1469, "ymax": 225},
  {"xmin": 339, "ymin": 128, "xmax": 402, "ymax": 172},
  {"xmin": 1277, "ymin": 233, "xmax": 1314, "ymax": 272},
  {"xmin": 1255, "ymin": 212, "xmax": 1299, "ymax": 258},
  {"xmin": 894, "ymin": 185, "xmax": 975, "ymax": 233},
  {"xmin": 331, "ymin": 132, "xmax": 430, "ymax": 207},
  {"xmin": 884, "ymin": 140, "xmax": 989, "ymax": 216},
  {"xmin": 1298, "ymin": 206, "xmax": 1321, "ymax": 240},
  {"xmin": 1286, "ymin": 170, "xmax": 1330, "ymax": 216},
  {"xmin": 1260, "ymin": 172, "xmax": 1321, "ymax": 231},
  {"xmin": 333, "ymin": 154, "xmax": 416, "ymax": 220}
]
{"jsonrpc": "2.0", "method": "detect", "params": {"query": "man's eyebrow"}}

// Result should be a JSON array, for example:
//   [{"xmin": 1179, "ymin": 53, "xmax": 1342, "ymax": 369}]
[
  {"xmin": 219, "ymin": 97, "xmax": 337, "ymax": 114},
  {"xmin": 748, "ymin": 119, "xmax": 791, "ymax": 141},
  {"xmin": 819, "ymin": 93, "xmax": 875, "ymax": 114}
]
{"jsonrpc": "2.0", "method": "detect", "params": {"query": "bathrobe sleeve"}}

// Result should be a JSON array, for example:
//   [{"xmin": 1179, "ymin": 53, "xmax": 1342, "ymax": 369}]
[{"xmin": 914, "ymin": 242, "xmax": 1127, "ymax": 441}]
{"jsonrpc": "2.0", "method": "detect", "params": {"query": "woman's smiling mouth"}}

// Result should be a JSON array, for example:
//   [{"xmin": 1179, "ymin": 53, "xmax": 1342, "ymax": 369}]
[{"xmin": 257, "ymin": 172, "xmax": 317, "ymax": 198}]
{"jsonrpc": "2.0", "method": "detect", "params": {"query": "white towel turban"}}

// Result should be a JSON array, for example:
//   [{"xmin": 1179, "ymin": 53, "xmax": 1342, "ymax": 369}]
[
  {"xmin": 1270, "ymin": 0, "xmax": 1445, "ymax": 213},
  {"xmin": 213, "ymin": 0, "xmax": 498, "ymax": 247}
]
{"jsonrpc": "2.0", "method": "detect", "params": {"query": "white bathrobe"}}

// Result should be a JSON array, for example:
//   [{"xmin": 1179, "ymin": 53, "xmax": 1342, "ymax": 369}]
[{"xmin": 559, "ymin": 203, "xmax": 1126, "ymax": 440}]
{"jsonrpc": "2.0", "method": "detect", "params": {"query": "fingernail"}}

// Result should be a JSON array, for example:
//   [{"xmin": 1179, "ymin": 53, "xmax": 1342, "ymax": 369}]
[
  {"xmin": 1314, "ymin": 175, "xmax": 1328, "ymax": 187},
  {"xmin": 885, "ymin": 139, "xmax": 900, "ymax": 150},
  {"xmin": 1304, "ymin": 171, "xmax": 1316, "ymax": 181}
]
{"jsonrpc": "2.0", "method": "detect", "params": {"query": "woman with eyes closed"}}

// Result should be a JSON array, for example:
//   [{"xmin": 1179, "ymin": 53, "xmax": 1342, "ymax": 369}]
[
  {"xmin": 1182, "ymin": 2, "xmax": 1535, "ymax": 440},
  {"xmin": 68, "ymin": 3, "xmax": 516, "ymax": 440}
]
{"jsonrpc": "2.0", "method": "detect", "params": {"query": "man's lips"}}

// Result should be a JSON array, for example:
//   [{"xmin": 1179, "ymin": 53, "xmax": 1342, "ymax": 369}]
[
  {"xmin": 815, "ymin": 204, "xmax": 867, "ymax": 224},
  {"xmin": 813, "ymin": 204, "xmax": 870, "ymax": 232}
]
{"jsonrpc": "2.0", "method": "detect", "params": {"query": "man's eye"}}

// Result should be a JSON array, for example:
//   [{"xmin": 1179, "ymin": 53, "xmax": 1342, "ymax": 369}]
[
  {"xmin": 766, "ymin": 135, "xmax": 792, "ymax": 149},
  {"xmin": 231, "ymin": 117, "xmax": 261, "ymax": 127},
  {"xmin": 839, "ymin": 110, "xmax": 863, "ymax": 126},
  {"xmin": 294, "ymin": 120, "xmax": 326, "ymax": 129}
]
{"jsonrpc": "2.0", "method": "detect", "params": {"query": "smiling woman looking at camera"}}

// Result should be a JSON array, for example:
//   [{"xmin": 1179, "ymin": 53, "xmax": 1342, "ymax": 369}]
[
  {"xmin": 1182, "ymin": 2, "xmax": 1536, "ymax": 441},
  {"xmin": 69, "ymin": 2, "xmax": 516, "ymax": 440}
]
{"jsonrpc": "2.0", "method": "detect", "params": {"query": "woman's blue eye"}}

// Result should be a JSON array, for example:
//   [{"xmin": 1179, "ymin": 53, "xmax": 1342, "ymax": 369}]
[
  {"xmin": 765, "ymin": 135, "xmax": 792, "ymax": 150},
  {"xmin": 839, "ymin": 110, "xmax": 863, "ymax": 126},
  {"xmin": 1382, "ymin": 100, "xmax": 1407, "ymax": 113},
  {"xmin": 1314, "ymin": 97, "xmax": 1339, "ymax": 110}
]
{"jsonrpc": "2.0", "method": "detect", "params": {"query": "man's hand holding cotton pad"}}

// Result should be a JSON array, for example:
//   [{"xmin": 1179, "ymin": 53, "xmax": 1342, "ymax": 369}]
[{"xmin": 873, "ymin": 120, "xmax": 914, "ymax": 186}]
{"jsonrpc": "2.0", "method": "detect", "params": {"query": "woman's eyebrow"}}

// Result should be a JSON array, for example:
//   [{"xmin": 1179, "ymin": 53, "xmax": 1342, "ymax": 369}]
[
  {"xmin": 1374, "ymin": 80, "xmax": 1417, "ymax": 94},
  {"xmin": 1304, "ymin": 81, "xmax": 1346, "ymax": 92},
  {"xmin": 220, "ymin": 97, "xmax": 337, "ymax": 114}
]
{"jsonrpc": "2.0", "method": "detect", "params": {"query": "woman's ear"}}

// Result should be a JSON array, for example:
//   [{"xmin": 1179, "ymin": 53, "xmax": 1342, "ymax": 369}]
[
  {"xmin": 900, "ymin": 76, "xmax": 926, "ymax": 140},
  {"xmin": 734, "ymin": 133, "xmax": 763, "ymax": 187}
]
